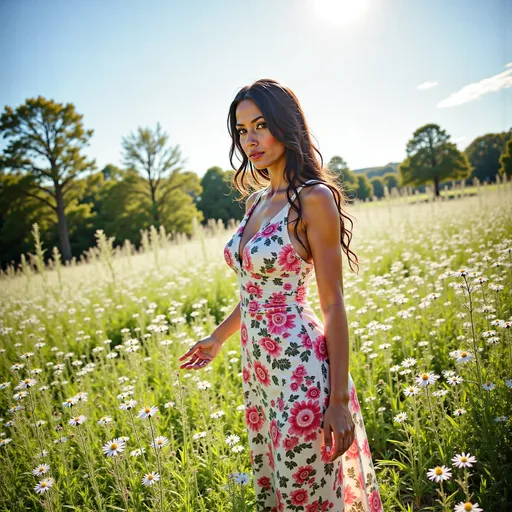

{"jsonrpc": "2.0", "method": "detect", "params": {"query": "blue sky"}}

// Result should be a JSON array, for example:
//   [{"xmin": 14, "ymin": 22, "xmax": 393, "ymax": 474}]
[{"xmin": 1, "ymin": 0, "xmax": 510, "ymax": 176}]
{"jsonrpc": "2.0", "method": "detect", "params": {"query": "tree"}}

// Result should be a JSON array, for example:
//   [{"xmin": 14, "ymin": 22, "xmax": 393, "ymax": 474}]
[
  {"xmin": 370, "ymin": 176, "xmax": 385, "ymax": 198},
  {"xmin": 399, "ymin": 124, "xmax": 472, "ymax": 197},
  {"xmin": 327, "ymin": 156, "xmax": 358, "ymax": 190},
  {"xmin": 0, "ymin": 96, "xmax": 95, "ymax": 261},
  {"xmin": 499, "ymin": 137, "xmax": 512, "ymax": 179},
  {"xmin": 464, "ymin": 131, "xmax": 512, "ymax": 183},
  {"xmin": 382, "ymin": 172, "xmax": 398, "ymax": 191},
  {"xmin": 197, "ymin": 167, "xmax": 244, "ymax": 225},
  {"xmin": 121, "ymin": 122, "xmax": 199, "ymax": 228},
  {"xmin": 356, "ymin": 174, "xmax": 373, "ymax": 200}
]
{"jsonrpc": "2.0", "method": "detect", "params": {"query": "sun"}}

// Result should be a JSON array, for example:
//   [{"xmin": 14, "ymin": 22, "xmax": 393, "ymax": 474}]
[{"xmin": 311, "ymin": 0, "xmax": 370, "ymax": 26}]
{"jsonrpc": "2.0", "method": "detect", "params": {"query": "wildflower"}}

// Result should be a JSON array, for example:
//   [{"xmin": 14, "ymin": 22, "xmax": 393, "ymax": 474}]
[
  {"xmin": 32, "ymin": 464, "xmax": 50, "ymax": 476},
  {"xmin": 236, "ymin": 404, "xmax": 245, "ymax": 411},
  {"xmin": 456, "ymin": 351, "xmax": 474, "ymax": 364},
  {"xmin": 119, "ymin": 399, "xmax": 137, "ymax": 411},
  {"xmin": 401, "ymin": 358, "xmax": 417, "ymax": 368},
  {"xmin": 432, "ymin": 389, "xmax": 449, "ymax": 397},
  {"xmin": 97, "ymin": 416, "xmax": 113, "ymax": 426},
  {"xmin": 225, "ymin": 434, "xmax": 241, "ymax": 446},
  {"xmin": 403, "ymin": 386, "xmax": 420, "ymax": 397},
  {"xmin": 197, "ymin": 380, "xmax": 212, "ymax": 390},
  {"xmin": 142, "ymin": 472, "xmax": 160, "ymax": 486},
  {"xmin": 130, "ymin": 447, "xmax": 146, "ymax": 457},
  {"xmin": 13, "ymin": 391, "xmax": 28, "ymax": 401},
  {"xmin": 34, "ymin": 477, "xmax": 55, "ymax": 494},
  {"xmin": 504, "ymin": 379, "xmax": 512, "ymax": 389},
  {"xmin": 447, "ymin": 375, "xmax": 463, "ymax": 385},
  {"xmin": 390, "ymin": 365, "xmax": 401, "ymax": 373},
  {"xmin": 495, "ymin": 416, "xmax": 508, "ymax": 422},
  {"xmin": 454, "ymin": 502, "xmax": 482, "ymax": 512},
  {"xmin": 415, "ymin": 372, "xmax": 439, "ymax": 387},
  {"xmin": 452, "ymin": 452, "xmax": 477, "ymax": 468},
  {"xmin": 453, "ymin": 268, "xmax": 469, "ymax": 277},
  {"xmin": 0, "ymin": 382, "xmax": 10, "ymax": 390},
  {"xmin": 233, "ymin": 472, "xmax": 251, "ymax": 485},
  {"xmin": 152, "ymin": 436, "xmax": 169, "ymax": 449},
  {"xmin": 1, "ymin": 438, "xmax": 12, "ymax": 447},
  {"xmin": 482, "ymin": 380, "xmax": 495, "ymax": 391},
  {"xmin": 426, "ymin": 465, "xmax": 452, "ymax": 482},
  {"xmin": 232, "ymin": 445, "xmax": 244, "ymax": 453},
  {"xmin": 393, "ymin": 412, "xmax": 407, "ymax": 423},
  {"xmin": 192, "ymin": 431, "xmax": 207, "ymax": 440},
  {"xmin": 453, "ymin": 408, "xmax": 466, "ymax": 416},
  {"xmin": 163, "ymin": 401, "xmax": 175, "ymax": 409},
  {"xmin": 102, "ymin": 438, "xmax": 126, "ymax": 457},
  {"xmin": 10, "ymin": 363, "xmax": 24, "ymax": 371},
  {"xmin": 68, "ymin": 415, "xmax": 86, "ymax": 426},
  {"xmin": 210, "ymin": 410, "xmax": 225, "ymax": 419},
  {"xmin": 74, "ymin": 392, "xmax": 88, "ymax": 402},
  {"xmin": 20, "ymin": 352, "xmax": 35, "ymax": 360},
  {"xmin": 138, "ymin": 406, "xmax": 159, "ymax": 419},
  {"xmin": 62, "ymin": 397, "xmax": 78, "ymax": 408}
]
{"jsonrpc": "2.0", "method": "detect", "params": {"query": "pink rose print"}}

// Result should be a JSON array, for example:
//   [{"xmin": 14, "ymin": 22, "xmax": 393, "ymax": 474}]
[
  {"xmin": 290, "ymin": 489, "xmax": 309, "ymax": 506},
  {"xmin": 242, "ymin": 246, "xmax": 254, "ymax": 271},
  {"xmin": 288, "ymin": 399, "xmax": 322, "ymax": 437},
  {"xmin": 277, "ymin": 397, "xmax": 285, "ymax": 411},
  {"xmin": 269, "ymin": 419, "xmax": 282, "ymax": 448},
  {"xmin": 301, "ymin": 331, "xmax": 313, "ymax": 349},
  {"xmin": 224, "ymin": 247, "xmax": 233, "ymax": 268},
  {"xmin": 283, "ymin": 435, "xmax": 299, "ymax": 451},
  {"xmin": 254, "ymin": 360, "xmax": 271, "ymax": 387},
  {"xmin": 242, "ymin": 367, "xmax": 251, "ymax": 383},
  {"xmin": 245, "ymin": 405, "xmax": 265, "ymax": 432},
  {"xmin": 292, "ymin": 364, "xmax": 307, "ymax": 381},
  {"xmin": 277, "ymin": 244, "xmax": 301, "ymax": 273},
  {"xmin": 313, "ymin": 334, "xmax": 328, "ymax": 361},
  {"xmin": 248, "ymin": 300, "xmax": 260, "ymax": 316},
  {"xmin": 306, "ymin": 386, "xmax": 321, "ymax": 400},
  {"xmin": 266, "ymin": 311, "xmax": 296, "ymax": 335},
  {"xmin": 283, "ymin": 282, "xmax": 292, "ymax": 291},
  {"xmin": 259, "ymin": 337, "xmax": 283, "ymax": 358},
  {"xmin": 245, "ymin": 281, "xmax": 263, "ymax": 298},
  {"xmin": 345, "ymin": 439, "xmax": 359, "ymax": 460},
  {"xmin": 241, "ymin": 323, "xmax": 248, "ymax": 347},
  {"xmin": 369, "ymin": 489, "xmax": 384, "ymax": 512},
  {"xmin": 276, "ymin": 489, "xmax": 284, "ymax": 512},
  {"xmin": 265, "ymin": 442, "xmax": 275, "ymax": 471},
  {"xmin": 292, "ymin": 465, "xmax": 314, "ymax": 485},
  {"xmin": 290, "ymin": 381, "xmax": 300, "ymax": 391},
  {"xmin": 296, "ymin": 285, "xmax": 307, "ymax": 303},
  {"xmin": 261, "ymin": 222, "xmax": 279, "ymax": 237},
  {"xmin": 362, "ymin": 437, "xmax": 371, "ymax": 458},
  {"xmin": 257, "ymin": 475, "xmax": 272, "ymax": 490},
  {"xmin": 264, "ymin": 291, "xmax": 288, "ymax": 309},
  {"xmin": 350, "ymin": 384, "xmax": 361, "ymax": 414},
  {"xmin": 344, "ymin": 485, "xmax": 357, "ymax": 505}
]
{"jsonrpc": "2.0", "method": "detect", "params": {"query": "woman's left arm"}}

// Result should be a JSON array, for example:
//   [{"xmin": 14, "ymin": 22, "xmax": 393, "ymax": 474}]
[{"xmin": 303, "ymin": 184, "xmax": 354, "ymax": 461}]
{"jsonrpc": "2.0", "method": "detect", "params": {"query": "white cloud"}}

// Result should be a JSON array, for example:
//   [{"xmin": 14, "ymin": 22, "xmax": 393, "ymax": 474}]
[
  {"xmin": 451, "ymin": 136, "xmax": 466, "ymax": 145},
  {"xmin": 437, "ymin": 62, "xmax": 512, "ymax": 108},
  {"xmin": 417, "ymin": 81, "xmax": 438, "ymax": 90}
]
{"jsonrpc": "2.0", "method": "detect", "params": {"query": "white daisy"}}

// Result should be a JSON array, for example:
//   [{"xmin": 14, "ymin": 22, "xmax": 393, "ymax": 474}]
[
  {"xmin": 403, "ymin": 386, "xmax": 420, "ymax": 397},
  {"xmin": 401, "ymin": 357, "xmax": 417, "ymax": 368},
  {"xmin": 68, "ymin": 415, "xmax": 86, "ymax": 426},
  {"xmin": 13, "ymin": 391, "xmax": 28, "ymax": 401},
  {"xmin": 225, "ymin": 434, "xmax": 241, "ymax": 446},
  {"xmin": 393, "ymin": 412, "xmax": 408, "ymax": 423},
  {"xmin": 192, "ymin": 431, "xmax": 207, "ymax": 440},
  {"xmin": 456, "ymin": 351, "xmax": 474, "ymax": 364},
  {"xmin": 482, "ymin": 380, "xmax": 495, "ymax": 391},
  {"xmin": 138, "ymin": 406, "xmax": 159, "ymax": 419},
  {"xmin": 142, "ymin": 472, "xmax": 160, "ymax": 486},
  {"xmin": 453, "ymin": 408, "xmax": 466, "ymax": 416},
  {"xmin": 152, "ymin": 436, "xmax": 168, "ymax": 449},
  {"xmin": 97, "ymin": 416, "xmax": 113, "ymax": 426},
  {"xmin": 426, "ymin": 465, "xmax": 452, "ymax": 482},
  {"xmin": 34, "ymin": 477, "xmax": 55, "ymax": 494},
  {"xmin": 415, "ymin": 372, "xmax": 439, "ymax": 387},
  {"xmin": 119, "ymin": 399, "xmax": 137, "ymax": 411},
  {"xmin": 0, "ymin": 382, "xmax": 11, "ymax": 390},
  {"xmin": 454, "ymin": 501, "xmax": 482, "ymax": 512},
  {"xmin": 102, "ymin": 438, "xmax": 126, "ymax": 457},
  {"xmin": 130, "ymin": 447, "xmax": 146, "ymax": 457},
  {"xmin": 232, "ymin": 472, "xmax": 251, "ymax": 485},
  {"xmin": 432, "ymin": 389, "xmax": 449, "ymax": 397},
  {"xmin": 32, "ymin": 464, "xmax": 50, "ymax": 476},
  {"xmin": 447, "ymin": 375, "xmax": 463, "ymax": 385},
  {"xmin": 451, "ymin": 452, "xmax": 477, "ymax": 468},
  {"xmin": 62, "ymin": 397, "xmax": 78, "ymax": 408},
  {"xmin": 0, "ymin": 438, "xmax": 12, "ymax": 447},
  {"xmin": 210, "ymin": 410, "xmax": 225, "ymax": 419},
  {"xmin": 232, "ymin": 445, "xmax": 244, "ymax": 453}
]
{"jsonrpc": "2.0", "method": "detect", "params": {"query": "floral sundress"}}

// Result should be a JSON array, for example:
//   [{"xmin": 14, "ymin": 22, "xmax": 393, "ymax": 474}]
[{"xmin": 223, "ymin": 179, "xmax": 382, "ymax": 512}]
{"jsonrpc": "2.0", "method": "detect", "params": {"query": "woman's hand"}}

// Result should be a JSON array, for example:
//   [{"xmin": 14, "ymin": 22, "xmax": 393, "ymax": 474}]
[
  {"xmin": 322, "ymin": 401, "xmax": 355, "ymax": 462},
  {"xmin": 178, "ymin": 334, "xmax": 224, "ymax": 370}
]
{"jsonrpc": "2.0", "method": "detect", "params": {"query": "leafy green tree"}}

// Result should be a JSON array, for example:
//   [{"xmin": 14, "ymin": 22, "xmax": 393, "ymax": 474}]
[
  {"xmin": 370, "ymin": 176, "xmax": 385, "ymax": 198},
  {"xmin": 498, "ymin": 137, "xmax": 512, "ymax": 179},
  {"xmin": 327, "ymin": 156, "xmax": 358, "ymax": 191},
  {"xmin": 382, "ymin": 172, "xmax": 398, "ymax": 191},
  {"xmin": 464, "ymin": 130, "xmax": 512, "ymax": 183},
  {"xmin": 0, "ymin": 96, "xmax": 95, "ymax": 261},
  {"xmin": 399, "ymin": 124, "xmax": 472, "ymax": 197},
  {"xmin": 356, "ymin": 174, "xmax": 373, "ymax": 200},
  {"xmin": 197, "ymin": 166, "xmax": 244, "ymax": 225},
  {"xmin": 121, "ymin": 122, "xmax": 200, "ymax": 228}
]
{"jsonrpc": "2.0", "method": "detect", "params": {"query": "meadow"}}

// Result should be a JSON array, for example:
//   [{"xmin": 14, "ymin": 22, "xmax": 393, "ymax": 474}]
[{"xmin": 0, "ymin": 184, "xmax": 511, "ymax": 512}]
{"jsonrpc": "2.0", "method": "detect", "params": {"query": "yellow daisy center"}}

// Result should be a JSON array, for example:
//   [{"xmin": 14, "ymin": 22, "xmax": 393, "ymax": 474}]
[
  {"xmin": 435, "ymin": 467, "xmax": 443, "ymax": 475},
  {"xmin": 148, "ymin": 474, "xmax": 153, "ymax": 480},
  {"xmin": 41, "ymin": 482, "xmax": 47, "ymax": 488},
  {"xmin": 25, "ymin": 379, "xmax": 30, "ymax": 383},
  {"xmin": 486, "ymin": 380, "xmax": 491, "ymax": 386},
  {"xmin": 461, "ymin": 352, "xmax": 467, "ymax": 357},
  {"xmin": 111, "ymin": 443, "xmax": 117, "ymax": 449},
  {"xmin": 461, "ymin": 456, "xmax": 467, "ymax": 463},
  {"xmin": 145, "ymin": 407, "xmax": 150, "ymax": 413},
  {"xmin": 464, "ymin": 503, "xmax": 472, "ymax": 511},
  {"xmin": 422, "ymin": 373, "xmax": 428, "ymax": 380}
]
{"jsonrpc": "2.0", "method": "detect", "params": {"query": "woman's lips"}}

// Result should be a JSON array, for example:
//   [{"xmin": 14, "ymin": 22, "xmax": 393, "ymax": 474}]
[{"xmin": 250, "ymin": 152, "xmax": 264, "ymax": 160}]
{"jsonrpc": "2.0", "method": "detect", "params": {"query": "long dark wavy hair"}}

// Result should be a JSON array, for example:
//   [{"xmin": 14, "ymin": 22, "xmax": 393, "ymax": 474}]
[{"xmin": 227, "ymin": 78, "xmax": 359, "ymax": 274}]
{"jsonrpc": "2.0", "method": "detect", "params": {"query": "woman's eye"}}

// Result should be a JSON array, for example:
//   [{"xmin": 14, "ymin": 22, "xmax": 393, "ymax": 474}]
[{"xmin": 237, "ymin": 122, "xmax": 266, "ymax": 136}]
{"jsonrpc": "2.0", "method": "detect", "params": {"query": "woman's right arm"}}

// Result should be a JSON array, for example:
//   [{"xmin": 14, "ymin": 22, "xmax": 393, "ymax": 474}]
[{"xmin": 212, "ymin": 189, "xmax": 260, "ymax": 344}]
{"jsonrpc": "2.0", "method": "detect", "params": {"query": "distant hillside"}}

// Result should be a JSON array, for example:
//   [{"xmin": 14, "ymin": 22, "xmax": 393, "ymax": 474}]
[{"xmin": 353, "ymin": 163, "xmax": 400, "ymax": 179}]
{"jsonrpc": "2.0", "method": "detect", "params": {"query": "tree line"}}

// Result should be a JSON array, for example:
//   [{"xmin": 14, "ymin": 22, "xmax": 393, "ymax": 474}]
[{"xmin": 1, "ymin": 96, "xmax": 511, "ymax": 269}]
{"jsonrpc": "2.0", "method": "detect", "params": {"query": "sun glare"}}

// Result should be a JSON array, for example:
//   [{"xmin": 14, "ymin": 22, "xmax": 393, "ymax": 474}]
[{"xmin": 311, "ymin": 0, "xmax": 370, "ymax": 26}]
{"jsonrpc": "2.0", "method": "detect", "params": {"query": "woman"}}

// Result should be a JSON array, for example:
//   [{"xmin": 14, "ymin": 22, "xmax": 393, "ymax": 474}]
[{"xmin": 179, "ymin": 79, "xmax": 382, "ymax": 511}]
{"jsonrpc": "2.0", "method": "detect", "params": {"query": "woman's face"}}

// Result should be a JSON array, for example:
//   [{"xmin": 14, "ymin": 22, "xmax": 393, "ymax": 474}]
[{"xmin": 235, "ymin": 99, "xmax": 286, "ymax": 170}]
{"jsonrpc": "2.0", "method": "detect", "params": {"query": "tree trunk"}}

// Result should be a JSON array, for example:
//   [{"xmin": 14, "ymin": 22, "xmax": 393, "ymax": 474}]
[
  {"xmin": 55, "ymin": 184, "xmax": 72, "ymax": 262},
  {"xmin": 433, "ymin": 176, "xmax": 440, "ymax": 197},
  {"xmin": 150, "ymin": 185, "xmax": 160, "ymax": 227}
]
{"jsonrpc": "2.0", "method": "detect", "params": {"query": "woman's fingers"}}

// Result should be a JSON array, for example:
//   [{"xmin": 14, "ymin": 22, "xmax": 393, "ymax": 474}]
[{"xmin": 178, "ymin": 342, "xmax": 200, "ymax": 361}]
